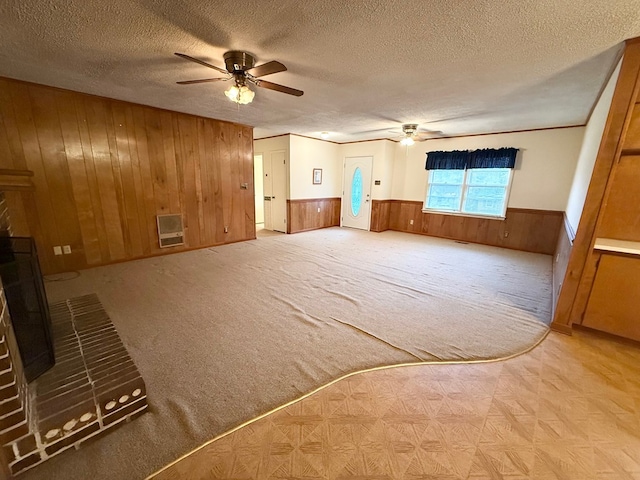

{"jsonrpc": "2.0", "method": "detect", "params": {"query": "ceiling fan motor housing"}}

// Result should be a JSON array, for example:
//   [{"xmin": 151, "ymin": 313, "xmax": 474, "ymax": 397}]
[
  {"xmin": 223, "ymin": 51, "xmax": 256, "ymax": 73},
  {"xmin": 402, "ymin": 124, "xmax": 419, "ymax": 136}
]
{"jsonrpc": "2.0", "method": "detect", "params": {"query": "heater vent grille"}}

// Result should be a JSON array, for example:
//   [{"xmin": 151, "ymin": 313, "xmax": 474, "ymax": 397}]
[{"xmin": 157, "ymin": 214, "xmax": 184, "ymax": 248}]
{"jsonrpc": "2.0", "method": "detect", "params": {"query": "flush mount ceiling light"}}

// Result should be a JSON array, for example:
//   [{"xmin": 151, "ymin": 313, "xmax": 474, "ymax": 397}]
[
  {"xmin": 175, "ymin": 51, "xmax": 304, "ymax": 105},
  {"xmin": 320, "ymin": 132, "xmax": 330, "ymax": 139}
]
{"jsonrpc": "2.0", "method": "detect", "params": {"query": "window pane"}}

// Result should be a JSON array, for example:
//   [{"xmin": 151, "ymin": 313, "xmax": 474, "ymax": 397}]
[
  {"xmin": 427, "ymin": 185, "xmax": 462, "ymax": 210},
  {"xmin": 351, "ymin": 167, "xmax": 363, "ymax": 216},
  {"xmin": 463, "ymin": 186, "xmax": 506, "ymax": 216},
  {"xmin": 426, "ymin": 167, "xmax": 510, "ymax": 216},
  {"xmin": 431, "ymin": 170, "xmax": 464, "ymax": 184},
  {"xmin": 467, "ymin": 168, "xmax": 510, "ymax": 186}
]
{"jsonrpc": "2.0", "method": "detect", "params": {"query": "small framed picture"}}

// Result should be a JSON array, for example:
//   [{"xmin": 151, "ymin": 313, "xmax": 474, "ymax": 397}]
[{"xmin": 313, "ymin": 168, "xmax": 322, "ymax": 185}]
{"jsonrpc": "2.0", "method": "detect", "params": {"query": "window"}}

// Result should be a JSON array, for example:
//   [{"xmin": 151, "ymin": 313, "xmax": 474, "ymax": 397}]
[
  {"xmin": 425, "ymin": 168, "xmax": 512, "ymax": 217},
  {"xmin": 424, "ymin": 147, "xmax": 518, "ymax": 218}
]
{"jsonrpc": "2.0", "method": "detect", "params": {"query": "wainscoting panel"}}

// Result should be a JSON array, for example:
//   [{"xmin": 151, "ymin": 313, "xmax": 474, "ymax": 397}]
[
  {"xmin": 0, "ymin": 77, "xmax": 255, "ymax": 274},
  {"xmin": 287, "ymin": 198, "xmax": 341, "ymax": 234},
  {"xmin": 552, "ymin": 215, "xmax": 574, "ymax": 318},
  {"xmin": 370, "ymin": 200, "xmax": 391, "ymax": 232},
  {"xmin": 387, "ymin": 200, "xmax": 563, "ymax": 255}
]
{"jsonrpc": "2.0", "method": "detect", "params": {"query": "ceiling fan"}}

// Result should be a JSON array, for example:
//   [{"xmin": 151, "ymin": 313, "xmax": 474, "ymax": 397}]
[
  {"xmin": 174, "ymin": 51, "xmax": 304, "ymax": 104},
  {"xmin": 397, "ymin": 124, "xmax": 442, "ymax": 145}
]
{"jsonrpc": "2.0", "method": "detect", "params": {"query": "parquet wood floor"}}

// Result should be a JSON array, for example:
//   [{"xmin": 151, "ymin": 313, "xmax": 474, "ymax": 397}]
[{"xmin": 151, "ymin": 330, "xmax": 640, "ymax": 480}]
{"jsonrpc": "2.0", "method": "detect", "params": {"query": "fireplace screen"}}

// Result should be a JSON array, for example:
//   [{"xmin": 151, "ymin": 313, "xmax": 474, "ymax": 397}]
[{"xmin": 0, "ymin": 236, "xmax": 55, "ymax": 382}]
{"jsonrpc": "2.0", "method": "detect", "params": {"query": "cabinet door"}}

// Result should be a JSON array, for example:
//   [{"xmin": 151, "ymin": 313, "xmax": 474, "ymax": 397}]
[
  {"xmin": 582, "ymin": 254, "xmax": 640, "ymax": 341},
  {"xmin": 597, "ymin": 155, "xmax": 640, "ymax": 241}
]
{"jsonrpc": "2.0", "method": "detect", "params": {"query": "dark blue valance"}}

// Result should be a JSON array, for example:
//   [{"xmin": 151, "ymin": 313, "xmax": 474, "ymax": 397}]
[
  {"xmin": 468, "ymin": 148, "xmax": 518, "ymax": 169},
  {"xmin": 425, "ymin": 147, "xmax": 518, "ymax": 170},
  {"xmin": 425, "ymin": 150, "xmax": 470, "ymax": 170}
]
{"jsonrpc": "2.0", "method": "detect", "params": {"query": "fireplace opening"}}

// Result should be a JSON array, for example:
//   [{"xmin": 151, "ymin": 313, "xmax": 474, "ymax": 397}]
[{"xmin": 0, "ymin": 236, "xmax": 55, "ymax": 382}]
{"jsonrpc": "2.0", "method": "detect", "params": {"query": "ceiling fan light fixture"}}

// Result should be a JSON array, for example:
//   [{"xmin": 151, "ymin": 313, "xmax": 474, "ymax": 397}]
[
  {"xmin": 176, "ymin": 51, "xmax": 303, "ymax": 102},
  {"xmin": 224, "ymin": 84, "xmax": 254, "ymax": 104},
  {"xmin": 400, "ymin": 136, "xmax": 415, "ymax": 146}
]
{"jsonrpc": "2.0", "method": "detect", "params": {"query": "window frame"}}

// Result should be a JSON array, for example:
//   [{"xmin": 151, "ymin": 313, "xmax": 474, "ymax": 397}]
[{"xmin": 423, "ymin": 167, "xmax": 513, "ymax": 219}]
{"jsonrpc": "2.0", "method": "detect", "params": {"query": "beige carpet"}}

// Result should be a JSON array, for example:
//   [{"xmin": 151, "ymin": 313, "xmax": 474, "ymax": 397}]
[{"xmin": 22, "ymin": 228, "xmax": 551, "ymax": 480}]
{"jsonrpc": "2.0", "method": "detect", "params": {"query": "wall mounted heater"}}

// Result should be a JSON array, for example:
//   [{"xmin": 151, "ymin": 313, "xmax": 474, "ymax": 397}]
[{"xmin": 156, "ymin": 214, "xmax": 184, "ymax": 248}]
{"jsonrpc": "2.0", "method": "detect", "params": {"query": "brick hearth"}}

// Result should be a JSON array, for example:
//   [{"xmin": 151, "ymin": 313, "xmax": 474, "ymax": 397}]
[{"xmin": 1, "ymin": 294, "xmax": 148, "ymax": 476}]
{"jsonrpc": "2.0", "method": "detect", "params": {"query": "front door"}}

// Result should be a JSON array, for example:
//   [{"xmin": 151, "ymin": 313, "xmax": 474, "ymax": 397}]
[{"xmin": 342, "ymin": 156, "xmax": 373, "ymax": 230}]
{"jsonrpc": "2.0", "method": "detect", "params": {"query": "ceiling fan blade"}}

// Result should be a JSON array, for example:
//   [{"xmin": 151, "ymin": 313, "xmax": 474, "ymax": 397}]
[
  {"xmin": 174, "ymin": 53, "xmax": 228, "ymax": 75},
  {"xmin": 256, "ymin": 79, "xmax": 303, "ymax": 97},
  {"xmin": 248, "ymin": 61, "xmax": 287, "ymax": 78},
  {"xmin": 176, "ymin": 78, "xmax": 226, "ymax": 85}
]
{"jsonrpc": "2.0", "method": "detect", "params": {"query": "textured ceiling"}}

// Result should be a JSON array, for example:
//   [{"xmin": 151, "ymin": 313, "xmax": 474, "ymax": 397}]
[{"xmin": 1, "ymin": 1, "xmax": 639, "ymax": 143}]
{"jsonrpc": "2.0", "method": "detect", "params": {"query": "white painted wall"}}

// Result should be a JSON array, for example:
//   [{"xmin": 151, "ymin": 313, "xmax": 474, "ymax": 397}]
[
  {"xmin": 340, "ymin": 140, "xmax": 395, "ymax": 199},
  {"xmin": 392, "ymin": 127, "xmax": 585, "ymax": 210},
  {"xmin": 289, "ymin": 135, "xmax": 341, "ymax": 199},
  {"xmin": 256, "ymin": 124, "xmax": 589, "ymax": 218},
  {"xmin": 564, "ymin": 59, "xmax": 622, "ymax": 235}
]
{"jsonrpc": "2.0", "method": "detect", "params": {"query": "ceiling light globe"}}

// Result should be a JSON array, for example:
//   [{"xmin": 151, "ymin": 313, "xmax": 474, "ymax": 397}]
[
  {"xmin": 400, "ymin": 137, "xmax": 415, "ymax": 146},
  {"xmin": 238, "ymin": 86, "xmax": 255, "ymax": 104},
  {"xmin": 224, "ymin": 85, "xmax": 240, "ymax": 101}
]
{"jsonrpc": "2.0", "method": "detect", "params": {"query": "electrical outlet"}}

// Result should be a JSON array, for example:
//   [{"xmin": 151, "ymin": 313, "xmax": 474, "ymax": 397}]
[
  {"xmin": 317, "ymin": 207, "xmax": 321, "ymax": 213},
  {"xmin": 63, "ymin": 245, "xmax": 71, "ymax": 254},
  {"xmin": 504, "ymin": 231, "xmax": 509, "ymax": 238},
  {"xmin": 409, "ymin": 219, "xmax": 414, "ymax": 225},
  {"xmin": 53, "ymin": 246, "xmax": 62, "ymax": 256},
  {"xmin": 224, "ymin": 226, "xmax": 229, "ymax": 233}
]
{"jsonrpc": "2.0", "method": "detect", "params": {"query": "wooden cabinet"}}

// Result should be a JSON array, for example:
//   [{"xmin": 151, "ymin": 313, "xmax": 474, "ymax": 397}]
[
  {"xmin": 583, "ymin": 253, "xmax": 640, "ymax": 340},
  {"xmin": 553, "ymin": 38, "xmax": 640, "ymax": 340},
  {"xmin": 597, "ymin": 156, "xmax": 640, "ymax": 240}
]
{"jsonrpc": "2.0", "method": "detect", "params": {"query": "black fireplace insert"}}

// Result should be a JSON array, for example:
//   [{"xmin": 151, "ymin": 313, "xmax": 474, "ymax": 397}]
[{"xmin": 0, "ymin": 236, "xmax": 55, "ymax": 382}]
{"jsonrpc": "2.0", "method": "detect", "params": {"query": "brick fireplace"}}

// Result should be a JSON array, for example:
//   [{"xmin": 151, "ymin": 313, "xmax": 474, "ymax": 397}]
[{"xmin": 0, "ymin": 192, "xmax": 148, "ymax": 477}]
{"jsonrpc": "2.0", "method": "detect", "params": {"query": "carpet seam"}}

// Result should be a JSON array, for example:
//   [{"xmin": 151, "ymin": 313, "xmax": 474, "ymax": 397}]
[
  {"xmin": 327, "ymin": 315, "xmax": 425, "ymax": 361},
  {"xmin": 146, "ymin": 326, "xmax": 551, "ymax": 479}
]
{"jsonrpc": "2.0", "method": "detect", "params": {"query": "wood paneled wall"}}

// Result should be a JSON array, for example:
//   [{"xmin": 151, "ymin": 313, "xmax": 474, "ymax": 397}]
[
  {"xmin": 382, "ymin": 200, "xmax": 562, "ymax": 255},
  {"xmin": 0, "ymin": 77, "xmax": 255, "ymax": 274},
  {"xmin": 370, "ymin": 200, "xmax": 391, "ymax": 233},
  {"xmin": 551, "ymin": 215, "xmax": 574, "ymax": 325},
  {"xmin": 287, "ymin": 198, "xmax": 340, "ymax": 234}
]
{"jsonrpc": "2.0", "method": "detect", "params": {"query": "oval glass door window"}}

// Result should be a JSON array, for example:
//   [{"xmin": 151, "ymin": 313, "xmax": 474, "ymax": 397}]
[{"xmin": 351, "ymin": 167, "xmax": 363, "ymax": 216}]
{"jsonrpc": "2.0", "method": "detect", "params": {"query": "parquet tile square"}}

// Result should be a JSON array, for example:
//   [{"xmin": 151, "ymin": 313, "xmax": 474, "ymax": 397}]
[
  {"xmin": 152, "ymin": 330, "xmax": 640, "ymax": 480},
  {"xmin": 531, "ymin": 443, "xmax": 597, "ymax": 480},
  {"xmin": 478, "ymin": 411, "xmax": 537, "ymax": 446},
  {"xmin": 469, "ymin": 444, "xmax": 535, "ymax": 479},
  {"xmin": 593, "ymin": 444, "xmax": 640, "ymax": 477}
]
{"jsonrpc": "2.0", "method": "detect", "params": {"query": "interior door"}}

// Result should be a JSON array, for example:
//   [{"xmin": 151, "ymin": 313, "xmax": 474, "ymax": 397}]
[
  {"xmin": 263, "ymin": 155, "xmax": 273, "ymax": 230},
  {"xmin": 342, "ymin": 156, "xmax": 373, "ymax": 230},
  {"xmin": 263, "ymin": 151, "xmax": 287, "ymax": 233},
  {"xmin": 254, "ymin": 154, "xmax": 264, "ymax": 225}
]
